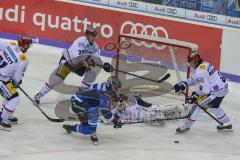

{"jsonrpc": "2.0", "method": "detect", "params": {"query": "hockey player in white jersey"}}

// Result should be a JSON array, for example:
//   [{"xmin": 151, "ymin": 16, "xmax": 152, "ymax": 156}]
[
  {"xmin": 34, "ymin": 26, "xmax": 104, "ymax": 105},
  {"xmin": 0, "ymin": 35, "xmax": 34, "ymax": 130},
  {"xmin": 174, "ymin": 51, "xmax": 232, "ymax": 133}
]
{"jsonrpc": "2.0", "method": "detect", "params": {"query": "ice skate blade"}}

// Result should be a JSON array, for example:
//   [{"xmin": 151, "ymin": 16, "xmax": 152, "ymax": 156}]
[
  {"xmin": 92, "ymin": 141, "xmax": 99, "ymax": 145},
  {"xmin": 217, "ymin": 129, "xmax": 233, "ymax": 133},
  {"xmin": 0, "ymin": 127, "xmax": 11, "ymax": 132},
  {"xmin": 175, "ymin": 128, "xmax": 190, "ymax": 134}
]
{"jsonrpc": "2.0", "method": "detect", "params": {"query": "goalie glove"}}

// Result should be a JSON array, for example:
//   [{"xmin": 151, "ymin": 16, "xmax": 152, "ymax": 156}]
[{"xmin": 103, "ymin": 62, "xmax": 113, "ymax": 73}]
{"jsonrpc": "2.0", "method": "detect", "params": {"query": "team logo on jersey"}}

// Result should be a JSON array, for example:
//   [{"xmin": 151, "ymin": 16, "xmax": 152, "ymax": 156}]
[
  {"xmin": 199, "ymin": 65, "xmax": 206, "ymax": 70},
  {"xmin": 9, "ymin": 42, "xmax": 17, "ymax": 46},
  {"xmin": 3, "ymin": 51, "xmax": 14, "ymax": 64},
  {"xmin": 196, "ymin": 77, "xmax": 204, "ymax": 84},
  {"xmin": 19, "ymin": 54, "xmax": 26, "ymax": 61},
  {"xmin": 78, "ymin": 42, "xmax": 85, "ymax": 47}
]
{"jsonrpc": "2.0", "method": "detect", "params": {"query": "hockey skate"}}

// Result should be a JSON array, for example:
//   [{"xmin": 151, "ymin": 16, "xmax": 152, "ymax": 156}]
[
  {"xmin": 175, "ymin": 127, "xmax": 190, "ymax": 134},
  {"xmin": 34, "ymin": 93, "xmax": 41, "ymax": 105},
  {"xmin": 0, "ymin": 118, "xmax": 11, "ymax": 131},
  {"xmin": 63, "ymin": 124, "xmax": 74, "ymax": 133},
  {"xmin": 90, "ymin": 133, "xmax": 98, "ymax": 145},
  {"xmin": 8, "ymin": 115, "xmax": 18, "ymax": 124},
  {"xmin": 217, "ymin": 123, "xmax": 233, "ymax": 132},
  {"xmin": 0, "ymin": 111, "xmax": 18, "ymax": 124}
]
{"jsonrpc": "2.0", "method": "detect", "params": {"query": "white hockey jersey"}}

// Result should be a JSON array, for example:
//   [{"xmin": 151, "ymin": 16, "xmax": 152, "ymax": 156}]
[
  {"xmin": 185, "ymin": 61, "xmax": 228, "ymax": 97},
  {"xmin": 0, "ymin": 42, "xmax": 29, "ymax": 83},
  {"xmin": 62, "ymin": 36, "xmax": 100, "ymax": 63}
]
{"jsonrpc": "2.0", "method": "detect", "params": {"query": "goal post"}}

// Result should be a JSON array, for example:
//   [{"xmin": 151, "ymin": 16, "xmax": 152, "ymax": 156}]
[{"xmin": 113, "ymin": 34, "xmax": 198, "ymax": 100}]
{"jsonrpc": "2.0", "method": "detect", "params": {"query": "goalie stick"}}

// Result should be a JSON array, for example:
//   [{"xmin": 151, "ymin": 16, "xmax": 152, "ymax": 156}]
[{"xmin": 19, "ymin": 86, "xmax": 65, "ymax": 122}]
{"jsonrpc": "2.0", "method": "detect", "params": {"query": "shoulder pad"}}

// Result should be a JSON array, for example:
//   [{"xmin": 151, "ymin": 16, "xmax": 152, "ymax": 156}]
[
  {"xmin": 9, "ymin": 42, "xmax": 17, "ymax": 46},
  {"xmin": 199, "ymin": 65, "xmax": 206, "ymax": 71},
  {"xmin": 19, "ymin": 54, "xmax": 27, "ymax": 61}
]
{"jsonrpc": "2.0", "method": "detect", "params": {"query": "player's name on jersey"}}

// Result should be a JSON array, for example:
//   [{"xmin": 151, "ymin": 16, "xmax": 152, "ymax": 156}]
[
  {"xmin": 78, "ymin": 0, "xmax": 109, "ymax": 5},
  {"xmin": 226, "ymin": 16, "xmax": 240, "ymax": 28},
  {"xmin": 109, "ymin": 0, "xmax": 146, "ymax": 11},
  {"xmin": 146, "ymin": 3, "xmax": 185, "ymax": 18},
  {"xmin": 185, "ymin": 10, "xmax": 226, "ymax": 25}
]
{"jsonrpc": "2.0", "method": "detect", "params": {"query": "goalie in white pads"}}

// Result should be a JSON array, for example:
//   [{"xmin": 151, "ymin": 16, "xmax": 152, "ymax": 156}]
[
  {"xmin": 0, "ymin": 36, "xmax": 35, "ymax": 130},
  {"xmin": 34, "ymin": 27, "xmax": 105, "ymax": 105},
  {"xmin": 174, "ymin": 51, "xmax": 232, "ymax": 133},
  {"xmin": 105, "ymin": 94, "xmax": 182, "ymax": 125}
]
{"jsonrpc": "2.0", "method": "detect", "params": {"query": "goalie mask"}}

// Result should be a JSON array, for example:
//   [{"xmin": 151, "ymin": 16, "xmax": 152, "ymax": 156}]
[{"xmin": 17, "ymin": 35, "xmax": 33, "ymax": 53}]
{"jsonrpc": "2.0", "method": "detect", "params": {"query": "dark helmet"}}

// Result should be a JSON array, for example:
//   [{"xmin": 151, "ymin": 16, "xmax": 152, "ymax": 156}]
[
  {"xmin": 17, "ymin": 35, "xmax": 33, "ymax": 53},
  {"xmin": 18, "ymin": 35, "xmax": 33, "ymax": 47},
  {"xmin": 85, "ymin": 26, "xmax": 97, "ymax": 36},
  {"xmin": 106, "ymin": 76, "xmax": 121, "ymax": 92}
]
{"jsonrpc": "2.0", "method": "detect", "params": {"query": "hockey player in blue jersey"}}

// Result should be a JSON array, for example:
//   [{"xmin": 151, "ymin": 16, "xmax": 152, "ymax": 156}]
[{"xmin": 62, "ymin": 76, "xmax": 123, "ymax": 144}]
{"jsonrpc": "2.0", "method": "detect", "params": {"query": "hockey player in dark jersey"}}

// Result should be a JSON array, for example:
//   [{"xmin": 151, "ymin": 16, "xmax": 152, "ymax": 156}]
[{"xmin": 62, "ymin": 76, "xmax": 122, "ymax": 145}]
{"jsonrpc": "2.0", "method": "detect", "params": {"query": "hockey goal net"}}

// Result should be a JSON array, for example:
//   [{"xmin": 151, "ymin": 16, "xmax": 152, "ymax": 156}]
[{"xmin": 112, "ymin": 34, "xmax": 198, "ymax": 100}]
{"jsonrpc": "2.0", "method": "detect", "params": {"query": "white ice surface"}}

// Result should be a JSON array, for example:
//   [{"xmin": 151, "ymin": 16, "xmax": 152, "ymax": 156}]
[{"xmin": 0, "ymin": 40, "xmax": 240, "ymax": 160}]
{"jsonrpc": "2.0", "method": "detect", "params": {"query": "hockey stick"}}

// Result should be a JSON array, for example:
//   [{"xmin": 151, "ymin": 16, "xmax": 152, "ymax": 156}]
[
  {"xmin": 99, "ymin": 63, "xmax": 171, "ymax": 83},
  {"xmin": 193, "ymin": 102, "xmax": 223, "ymax": 125},
  {"xmin": 118, "ymin": 70, "xmax": 171, "ymax": 84},
  {"xmin": 181, "ymin": 92, "xmax": 223, "ymax": 125},
  {"xmin": 18, "ymin": 86, "xmax": 65, "ymax": 122}
]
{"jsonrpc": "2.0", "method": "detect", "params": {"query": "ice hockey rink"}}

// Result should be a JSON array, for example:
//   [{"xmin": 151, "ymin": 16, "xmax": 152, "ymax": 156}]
[{"xmin": 0, "ymin": 38, "xmax": 240, "ymax": 160}]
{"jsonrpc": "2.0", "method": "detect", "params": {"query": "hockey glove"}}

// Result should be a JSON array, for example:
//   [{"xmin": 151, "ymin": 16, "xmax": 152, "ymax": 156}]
[
  {"xmin": 103, "ymin": 62, "xmax": 113, "ymax": 73},
  {"xmin": 85, "ymin": 56, "xmax": 96, "ymax": 68},
  {"xmin": 112, "ymin": 114, "xmax": 122, "ymax": 128},
  {"xmin": 12, "ymin": 80, "xmax": 22, "ymax": 88},
  {"xmin": 187, "ymin": 91, "xmax": 199, "ymax": 104},
  {"xmin": 173, "ymin": 81, "xmax": 187, "ymax": 93}
]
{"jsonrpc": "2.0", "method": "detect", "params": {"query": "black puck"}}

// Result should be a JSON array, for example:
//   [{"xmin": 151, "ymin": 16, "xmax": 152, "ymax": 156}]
[{"xmin": 174, "ymin": 140, "xmax": 179, "ymax": 143}]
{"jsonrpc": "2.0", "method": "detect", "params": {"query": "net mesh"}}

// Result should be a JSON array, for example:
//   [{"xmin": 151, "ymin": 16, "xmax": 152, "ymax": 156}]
[{"xmin": 111, "ymin": 34, "xmax": 198, "ymax": 99}]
